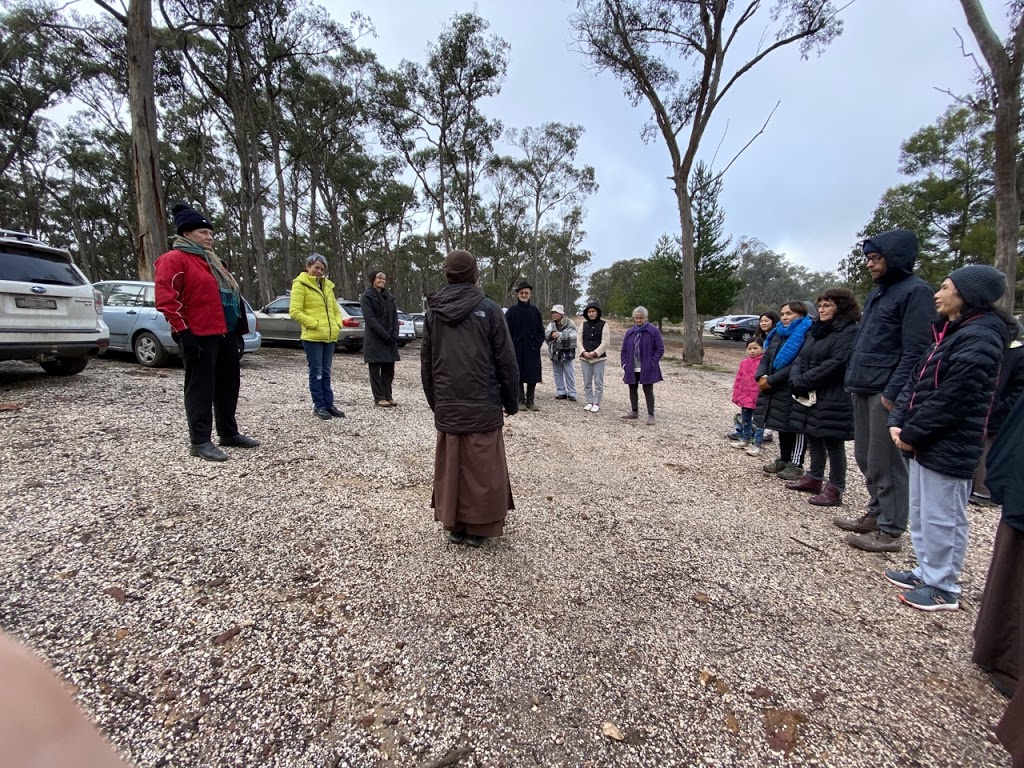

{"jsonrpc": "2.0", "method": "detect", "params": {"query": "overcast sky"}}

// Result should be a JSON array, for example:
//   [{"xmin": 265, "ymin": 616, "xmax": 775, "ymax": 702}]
[{"xmin": 323, "ymin": 0, "xmax": 1006, "ymax": 277}]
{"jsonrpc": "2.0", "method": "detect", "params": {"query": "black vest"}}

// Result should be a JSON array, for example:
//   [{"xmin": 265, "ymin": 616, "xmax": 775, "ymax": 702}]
[{"xmin": 581, "ymin": 319, "xmax": 606, "ymax": 356}]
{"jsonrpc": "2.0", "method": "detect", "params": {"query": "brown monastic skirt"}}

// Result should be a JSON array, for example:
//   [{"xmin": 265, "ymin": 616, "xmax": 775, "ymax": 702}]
[
  {"xmin": 973, "ymin": 521, "xmax": 1024, "ymax": 697},
  {"xmin": 431, "ymin": 428, "xmax": 514, "ymax": 537}
]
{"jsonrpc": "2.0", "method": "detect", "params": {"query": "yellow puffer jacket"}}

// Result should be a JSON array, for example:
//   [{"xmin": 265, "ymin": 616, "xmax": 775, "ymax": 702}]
[{"xmin": 289, "ymin": 272, "xmax": 342, "ymax": 343}]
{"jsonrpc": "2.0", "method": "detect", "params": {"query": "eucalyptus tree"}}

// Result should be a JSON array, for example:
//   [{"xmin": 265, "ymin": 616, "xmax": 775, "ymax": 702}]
[
  {"xmin": 475, "ymin": 156, "xmax": 534, "ymax": 300},
  {"xmin": 572, "ymin": 0, "xmax": 843, "ymax": 363}
]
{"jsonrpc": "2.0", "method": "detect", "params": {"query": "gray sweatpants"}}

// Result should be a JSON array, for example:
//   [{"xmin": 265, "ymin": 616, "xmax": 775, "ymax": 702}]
[
  {"xmin": 908, "ymin": 459, "xmax": 971, "ymax": 595},
  {"xmin": 852, "ymin": 392, "xmax": 909, "ymax": 536}
]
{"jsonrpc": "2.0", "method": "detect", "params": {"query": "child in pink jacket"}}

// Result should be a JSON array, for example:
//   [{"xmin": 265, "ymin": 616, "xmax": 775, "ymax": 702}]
[{"xmin": 729, "ymin": 341, "xmax": 765, "ymax": 452}]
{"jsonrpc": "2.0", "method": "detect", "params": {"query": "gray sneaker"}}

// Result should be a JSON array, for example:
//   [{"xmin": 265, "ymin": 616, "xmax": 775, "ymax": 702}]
[
  {"xmin": 646, "ymin": 414, "xmax": 655, "ymax": 425},
  {"xmin": 833, "ymin": 512, "xmax": 878, "ymax": 534},
  {"xmin": 776, "ymin": 463, "xmax": 804, "ymax": 481},
  {"xmin": 846, "ymin": 530, "xmax": 903, "ymax": 553},
  {"xmin": 762, "ymin": 458, "xmax": 787, "ymax": 474}
]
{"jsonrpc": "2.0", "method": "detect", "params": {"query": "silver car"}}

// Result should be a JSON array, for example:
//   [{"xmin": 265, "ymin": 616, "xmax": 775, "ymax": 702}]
[
  {"xmin": 94, "ymin": 280, "xmax": 260, "ymax": 366},
  {"xmin": 254, "ymin": 295, "xmax": 364, "ymax": 351},
  {"xmin": 410, "ymin": 312, "xmax": 425, "ymax": 338}
]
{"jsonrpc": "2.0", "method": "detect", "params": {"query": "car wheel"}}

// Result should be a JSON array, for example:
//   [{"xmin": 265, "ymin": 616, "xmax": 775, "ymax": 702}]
[
  {"xmin": 133, "ymin": 330, "xmax": 167, "ymax": 367},
  {"xmin": 740, "ymin": 331, "xmax": 754, "ymax": 343},
  {"xmin": 40, "ymin": 357, "xmax": 89, "ymax": 376}
]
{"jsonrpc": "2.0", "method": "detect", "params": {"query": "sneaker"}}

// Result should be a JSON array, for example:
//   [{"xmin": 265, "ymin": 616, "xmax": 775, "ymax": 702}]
[
  {"xmin": 313, "ymin": 407, "xmax": 333, "ymax": 420},
  {"xmin": 745, "ymin": 445, "xmax": 762, "ymax": 456},
  {"xmin": 646, "ymin": 414, "xmax": 655, "ymax": 425},
  {"xmin": 832, "ymin": 512, "xmax": 878, "ymax": 534},
  {"xmin": 555, "ymin": 394, "xmax": 568, "ymax": 400},
  {"xmin": 591, "ymin": 404, "xmax": 600, "ymax": 413},
  {"xmin": 846, "ymin": 530, "xmax": 903, "ymax": 553},
  {"xmin": 969, "ymin": 492, "xmax": 997, "ymax": 508},
  {"xmin": 731, "ymin": 439, "xmax": 751, "ymax": 449},
  {"xmin": 884, "ymin": 569, "xmax": 925, "ymax": 590},
  {"xmin": 621, "ymin": 411, "xmax": 639, "ymax": 420},
  {"xmin": 763, "ymin": 430, "xmax": 775, "ymax": 443},
  {"xmin": 726, "ymin": 432, "xmax": 744, "ymax": 441},
  {"xmin": 762, "ymin": 459, "xmax": 787, "ymax": 474},
  {"xmin": 584, "ymin": 403, "xmax": 594, "ymax": 411},
  {"xmin": 568, "ymin": 396, "xmax": 577, "ymax": 402},
  {"xmin": 898, "ymin": 585, "xmax": 959, "ymax": 612},
  {"xmin": 326, "ymin": 406, "xmax": 346, "ymax": 418},
  {"xmin": 776, "ymin": 463, "xmax": 805, "ymax": 481}
]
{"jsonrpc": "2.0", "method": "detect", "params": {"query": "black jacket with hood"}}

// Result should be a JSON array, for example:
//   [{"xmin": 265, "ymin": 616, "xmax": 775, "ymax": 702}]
[
  {"xmin": 421, "ymin": 282, "xmax": 519, "ymax": 433},
  {"xmin": 888, "ymin": 310, "xmax": 1013, "ymax": 479},
  {"xmin": 579, "ymin": 302, "xmax": 607, "ymax": 357},
  {"xmin": 844, "ymin": 229, "xmax": 936, "ymax": 401}
]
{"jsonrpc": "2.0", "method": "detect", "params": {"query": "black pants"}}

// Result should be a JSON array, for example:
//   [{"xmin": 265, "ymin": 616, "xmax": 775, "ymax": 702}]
[
  {"xmin": 806, "ymin": 435, "xmax": 848, "ymax": 489},
  {"xmin": 368, "ymin": 363, "xmax": 395, "ymax": 402},
  {"xmin": 628, "ymin": 373, "xmax": 655, "ymax": 415},
  {"xmin": 519, "ymin": 382, "xmax": 537, "ymax": 404},
  {"xmin": 778, "ymin": 431, "xmax": 806, "ymax": 466},
  {"xmin": 181, "ymin": 333, "xmax": 240, "ymax": 445}
]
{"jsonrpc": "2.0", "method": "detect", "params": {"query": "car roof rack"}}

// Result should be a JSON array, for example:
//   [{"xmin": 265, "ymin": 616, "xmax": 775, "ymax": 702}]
[{"xmin": 0, "ymin": 228, "xmax": 45, "ymax": 243}]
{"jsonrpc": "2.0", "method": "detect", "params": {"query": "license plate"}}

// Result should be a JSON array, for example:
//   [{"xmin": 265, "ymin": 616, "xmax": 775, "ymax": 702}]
[{"xmin": 16, "ymin": 296, "xmax": 58, "ymax": 310}]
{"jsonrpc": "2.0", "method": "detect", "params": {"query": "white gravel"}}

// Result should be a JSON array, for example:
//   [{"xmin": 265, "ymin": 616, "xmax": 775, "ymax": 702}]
[{"xmin": 0, "ymin": 331, "xmax": 1011, "ymax": 767}]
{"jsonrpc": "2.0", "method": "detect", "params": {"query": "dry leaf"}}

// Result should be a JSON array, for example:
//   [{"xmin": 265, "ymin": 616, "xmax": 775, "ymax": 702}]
[
  {"xmin": 725, "ymin": 713, "xmax": 740, "ymax": 734},
  {"xmin": 699, "ymin": 668, "xmax": 715, "ymax": 687},
  {"xmin": 601, "ymin": 721, "xmax": 624, "ymax": 741},
  {"xmin": 0, "ymin": 401, "xmax": 26, "ymax": 411},
  {"xmin": 692, "ymin": 593, "xmax": 711, "ymax": 605},
  {"xmin": 714, "ymin": 679, "xmax": 731, "ymax": 696},
  {"xmin": 763, "ymin": 708, "xmax": 807, "ymax": 754}
]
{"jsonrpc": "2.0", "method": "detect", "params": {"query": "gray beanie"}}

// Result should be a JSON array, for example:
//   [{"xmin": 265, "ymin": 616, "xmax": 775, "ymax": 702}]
[
  {"xmin": 306, "ymin": 253, "xmax": 328, "ymax": 269},
  {"xmin": 948, "ymin": 264, "xmax": 1005, "ymax": 307}
]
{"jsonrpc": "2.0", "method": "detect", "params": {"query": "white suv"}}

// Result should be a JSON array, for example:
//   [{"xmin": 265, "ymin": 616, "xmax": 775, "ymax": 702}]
[{"xmin": 0, "ymin": 229, "xmax": 108, "ymax": 375}]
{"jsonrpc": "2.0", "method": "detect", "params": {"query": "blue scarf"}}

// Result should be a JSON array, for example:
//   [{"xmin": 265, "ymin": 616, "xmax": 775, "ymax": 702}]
[{"xmin": 767, "ymin": 315, "xmax": 812, "ymax": 371}]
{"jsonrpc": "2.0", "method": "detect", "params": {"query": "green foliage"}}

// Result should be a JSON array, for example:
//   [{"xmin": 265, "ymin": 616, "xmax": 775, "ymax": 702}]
[
  {"xmin": 691, "ymin": 162, "xmax": 742, "ymax": 315},
  {"xmin": 630, "ymin": 235, "xmax": 683, "ymax": 324}
]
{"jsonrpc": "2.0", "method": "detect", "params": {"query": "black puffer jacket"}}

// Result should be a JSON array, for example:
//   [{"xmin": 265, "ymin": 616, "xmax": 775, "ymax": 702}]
[
  {"xmin": 845, "ymin": 229, "xmax": 936, "ymax": 401},
  {"xmin": 421, "ymin": 282, "xmax": 519, "ymax": 433},
  {"xmin": 888, "ymin": 311, "xmax": 1012, "ymax": 479},
  {"xmin": 360, "ymin": 287, "xmax": 400, "ymax": 365},
  {"xmin": 988, "ymin": 335, "xmax": 1024, "ymax": 437},
  {"xmin": 789, "ymin": 317, "xmax": 859, "ymax": 440}
]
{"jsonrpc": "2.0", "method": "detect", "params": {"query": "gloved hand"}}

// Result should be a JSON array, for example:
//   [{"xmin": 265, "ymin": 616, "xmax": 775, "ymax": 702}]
[{"xmin": 174, "ymin": 329, "xmax": 198, "ymax": 348}]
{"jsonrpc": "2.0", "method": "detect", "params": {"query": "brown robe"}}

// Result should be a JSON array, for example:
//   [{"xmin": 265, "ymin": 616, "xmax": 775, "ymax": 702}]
[{"xmin": 431, "ymin": 428, "xmax": 513, "ymax": 536}]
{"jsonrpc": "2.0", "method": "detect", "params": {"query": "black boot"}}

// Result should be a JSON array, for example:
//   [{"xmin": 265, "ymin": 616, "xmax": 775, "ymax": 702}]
[{"xmin": 189, "ymin": 442, "xmax": 229, "ymax": 461}]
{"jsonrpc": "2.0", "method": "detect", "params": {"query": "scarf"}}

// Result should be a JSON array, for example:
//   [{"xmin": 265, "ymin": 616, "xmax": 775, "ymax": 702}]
[
  {"xmin": 172, "ymin": 235, "xmax": 240, "ymax": 294},
  {"xmin": 767, "ymin": 314, "xmax": 812, "ymax": 371}
]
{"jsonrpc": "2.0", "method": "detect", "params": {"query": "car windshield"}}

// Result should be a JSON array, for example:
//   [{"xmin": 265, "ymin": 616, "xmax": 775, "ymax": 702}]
[
  {"xmin": 0, "ymin": 246, "xmax": 84, "ymax": 286},
  {"xmin": 340, "ymin": 302, "xmax": 362, "ymax": 316},
  {"xmin": 397, "ymin": 312, "xmax": 410, "ymax": 320}
]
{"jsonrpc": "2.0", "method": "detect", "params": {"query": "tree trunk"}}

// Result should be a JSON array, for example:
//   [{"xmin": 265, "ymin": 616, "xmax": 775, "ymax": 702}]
[
  {"xmin": 126, "ymin": 0, "xmax": 165, "ymax": 279},
  {"xmin": 675, "ymin": 178, "xmax": 703, "ymax": 363},
  {"xmin": 992, "ymin": 86, "xmax": 1021, "ymax": 313}
]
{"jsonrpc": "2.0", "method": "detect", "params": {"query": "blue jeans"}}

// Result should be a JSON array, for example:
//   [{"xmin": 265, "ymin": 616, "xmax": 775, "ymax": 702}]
[{"xmin": 302, "ymin": 341, "xmax": 335, "ymax": 410}]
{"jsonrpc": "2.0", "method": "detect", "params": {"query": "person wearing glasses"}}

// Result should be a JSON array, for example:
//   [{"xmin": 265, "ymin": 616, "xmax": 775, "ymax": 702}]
[{"xmin": 833, "ymin": 229, "xmax": 935, "ymax": 553}]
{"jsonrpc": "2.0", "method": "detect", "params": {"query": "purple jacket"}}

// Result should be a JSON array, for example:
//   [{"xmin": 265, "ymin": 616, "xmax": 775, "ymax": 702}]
[{"xmin": 620, "ymin": 322, "xmax": 664, "ymax": 384}]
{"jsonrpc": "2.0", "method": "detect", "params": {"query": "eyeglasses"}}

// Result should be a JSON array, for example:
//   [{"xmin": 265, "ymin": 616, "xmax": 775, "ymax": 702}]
[{"xmin": 865, "ymin": 255, "xmax": 884, "ymax": 264}]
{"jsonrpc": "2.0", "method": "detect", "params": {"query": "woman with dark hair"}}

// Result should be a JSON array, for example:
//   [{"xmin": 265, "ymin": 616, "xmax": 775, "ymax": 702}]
[
  {"xmin": 785, "ymin": 288, "xmax": 861, "ymax": 506},
  {"xmin": 754, "ymin": 310, "xmax": 780, "ymax": 344},
  {"xmin": 756, "ymin": 300, "xmax": 813, "ymax": 480},
  {"xmin": 360, "ymin": 269, "xmax": 400, "ymax": 407},
  {"xmin": 885, "ymin": 265, "xmax": 1015, "ymax": 612}
]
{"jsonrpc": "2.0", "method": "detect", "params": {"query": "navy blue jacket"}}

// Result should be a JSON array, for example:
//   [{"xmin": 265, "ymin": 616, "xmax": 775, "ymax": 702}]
[
  {"xmin": 888, "ymin": 310, "xmax": 1011, "ymax": 479},
  {"xmin": 845, "ymin": 229, "xmax": 936, "ymax": 401}
]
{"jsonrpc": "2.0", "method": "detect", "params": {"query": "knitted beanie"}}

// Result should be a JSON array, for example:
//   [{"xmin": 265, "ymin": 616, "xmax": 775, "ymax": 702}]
[
  {"xmin": 443, "ymin": 250, "xmax": 478, "ymax": 285},
  {"xmin": 948, "ymin": 264, "xmax": 1006, "ymax": 307},
  {"xmin": 172, "ymin": 202, "xmax": 213, "ymax": 235}
]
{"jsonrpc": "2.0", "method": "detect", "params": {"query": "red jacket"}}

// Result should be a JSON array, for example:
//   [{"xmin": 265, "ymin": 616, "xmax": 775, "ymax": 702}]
[
  {"xmin": 155, "ymin": 249, "xmax": 230, "ymax": 336},
  {"xmin": 732, "ymin": 354, "xmax": 762, "ymax": 409}
]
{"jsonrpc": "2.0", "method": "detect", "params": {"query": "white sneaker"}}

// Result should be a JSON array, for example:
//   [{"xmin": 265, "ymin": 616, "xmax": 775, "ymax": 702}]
[
  {"xmin": 745, "ymin": 445, "xmax": 762, "ymax": 456},
  {"xmin": 731, "ymin": 440, "xmax": 750, "ymax": 450},
  {"xmin": 591, "ymin": 404, "xmax": 600, "ymax": 413},
  {"xmin": 584, "ymin": 403, "xmax": 593, "ymax": 411}
]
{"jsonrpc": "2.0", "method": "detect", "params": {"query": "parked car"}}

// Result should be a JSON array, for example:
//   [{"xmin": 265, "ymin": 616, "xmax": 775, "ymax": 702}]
[
  {"xmin": 713, "ymin": 316, "xmax": 760, "ymax": 342},
  {"xmin": 0, "ymin": 229, "xmax": 108, "ymax": 375},
  {"xmin": 94, "ymin": 280, "xmax": 260, "ymax": 366},
  {"xmin": 711, "ymin": 315, "xmax": 759, "ymax": 339},
  {"xmin": 703, "ymin": 316, "xmax": 726, "ymax": 334},
  {"xmin": 254, "ymin": 295, "xmax": 363, "ymax": 351},
  {"xmin": 396, "ymin": 310, "xmax": 416, "ymax": 346},
  {"xmin": 410, "ymin": 312, "xmax": 425, "ymax": 338}
]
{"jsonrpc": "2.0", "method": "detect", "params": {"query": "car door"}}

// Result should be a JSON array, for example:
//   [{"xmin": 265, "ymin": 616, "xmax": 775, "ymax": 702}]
[
  {"xmin": 257, "ymin": 297, "xmax": 300, "ymax": 341},
  {"xmin": 97, "ymin": 282, "xmax": 146, "ymax": 349}
]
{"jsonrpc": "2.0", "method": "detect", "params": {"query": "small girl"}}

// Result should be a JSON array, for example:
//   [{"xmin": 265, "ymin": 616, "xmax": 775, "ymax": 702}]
[{"xmin": 730, "ymin": 340, "xmax": 764, "ymax": 450}]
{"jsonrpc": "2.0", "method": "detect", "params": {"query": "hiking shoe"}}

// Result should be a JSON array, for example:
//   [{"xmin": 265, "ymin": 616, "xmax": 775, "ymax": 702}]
[
  {"xmin": 884, "ymin": 569, "xmax": 925, "ymax": 590},
  {"xmin": 463, "ymin": 535, "xmax": 488, "ymax": 548},
  {"xmin": 313, "ymin": 407, "xmax": 333, "ymax": 420},
  {"xmin": 622, "ymin": 411, "xmax": 639, "ymax": 420},
  {"xmin": 745, "ymin": 445, "xmax": 762, "ymax": 456},
  {"xmin": 445, "ymin": 531, "xmax": 466, "ymax": 544},
  {"xmin": 526, "ymin": 402, "xmax": 540, "ymax": 412},
  {"xmin": 846, "ymin": 530, "xmax": 903, "ymax": 553},
  {"xmin": 776, "ymin": 463, "xmax": 805, "ymax": 481},
  {"xmin": 726, "ymin": 432, "xmax": 744, "ymax": 441},
  {"xmin": 762, "ymin": 459, "xmax": 787, "ymax": 474},
  {"xmin": 899, "ymin": 585, "xmax": 959, "ymax": 612},
  {"xmin": 731, "ymin": 439, "xmax": 751, "ymax": 449},
  {"xmin": 584, "ymin": 403, "xmax": 594, "ymax": 411},
  {"xmin": 833, "ymin": 512, "xmax": 878, "ymax": 533},
  {"xmin": 646, "ymin": 414, "xmax": 655, "ymax": 425}
]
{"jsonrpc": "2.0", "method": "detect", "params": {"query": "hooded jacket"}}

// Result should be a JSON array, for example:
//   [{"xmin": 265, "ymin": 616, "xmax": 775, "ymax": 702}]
[
  {"xmin": 888, "ymin": 310, "xmax": 1012, "ymax": 479},
  {"xmin": 289, "ymin": 272, "xmax": 341, "ymax": 343},
  {"xmin": 577, "ymin": 302, "xmax": 610, "ymax": 363},
  {"xmin": 753, "ymin": 316, "xmax": 812, "ymax": 432},
  {"xmin": 421, "ymin": 282, "xmax": 519, "ymax": 433},
  {"xmin": 844, "ymin": 229, "xmax": 936, "ymax": 400},
  {"xmin": 360, "ymin": 285, "xmax": 400, "ymax": 365}
]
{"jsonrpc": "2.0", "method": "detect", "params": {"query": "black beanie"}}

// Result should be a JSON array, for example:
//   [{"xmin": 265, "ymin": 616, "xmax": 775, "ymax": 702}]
[
  {"xmin": 172, "ymin": 202, "xmax": 213, "ymax": 235},
  {"xmin": 948, "ymin": 264, "xmax": 1006, "ymax": 308}
]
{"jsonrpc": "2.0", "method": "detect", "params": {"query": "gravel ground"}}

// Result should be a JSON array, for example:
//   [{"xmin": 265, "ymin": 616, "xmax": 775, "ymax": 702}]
[{"xmin": 0, "ymin": 329, "xmax": 1011, "ymax": 768}]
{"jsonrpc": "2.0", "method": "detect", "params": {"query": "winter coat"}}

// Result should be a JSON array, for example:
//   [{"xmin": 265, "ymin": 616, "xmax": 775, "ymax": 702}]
[
  {"xmin": 988, "ymin": 337, "xmax": 1024, "ymax": 437},
  {"xmin": 421, "ymin": 282, "xmax": 519, "ymax": 434},
  {"xmin": 577, "ymin": 303, "xmax": 610, "ymax": 364},
  {"xmin": 753, "ymin": 317, "xmax": 812, "ymax": 431},
  {"xmin": 620, "ymin": 322, "xmax": 664, "ymax": 385},
  {"xmin": 505, "ymin": 299, "xmax": 545, "ymax": 384},
  {"xmin": 546, "ymin": 315, "xmax": 578, "ymax": 362},
  {"xmin": 789, "ymin": 317, "xmax": 859, "ymax": 440},
  {"xmin": 288, "ymin": 272, "xmax": 342, "ymax": 343},
  {"xmin": 986, "ymin": 391, "xmax": 1024, "ymax": 531},
  {"xmin": 888, "ymin": 311, "xmax": 1012, "ymax": 479},
  {"xmin": 845, "ymin": 229, "xmax": 936, "ymax": 401},
  {"xmin": 360, "ymin": 287, "xmax": 400, "ymax": 365},
  {"xmin": 732, "ymin": 355, "xmax": 762, "ymax": 410},
  {"xmin": 155, "ymin": 248, "xmax": 249, "ymax": 337}
]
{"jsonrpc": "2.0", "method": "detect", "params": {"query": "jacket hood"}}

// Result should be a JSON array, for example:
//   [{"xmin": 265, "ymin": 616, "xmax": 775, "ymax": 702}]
[
  {"xmin": 863, "ymin": 229, "xmax": 919, "ymax": 283},
  {"xmin": 427, "ymin": 282, "xmax": 486, "ymax": 325},
  {"xmin": 583, "ymin": 302, "xmax": 603, "ymax": 321}
]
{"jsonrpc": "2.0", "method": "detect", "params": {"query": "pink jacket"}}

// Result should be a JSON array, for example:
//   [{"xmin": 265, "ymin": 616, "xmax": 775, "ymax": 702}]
[{"xmin": 732, "ymin": 355, "xmax": 762, "ymax": 409}]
